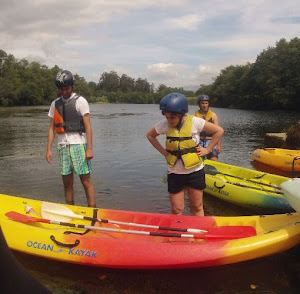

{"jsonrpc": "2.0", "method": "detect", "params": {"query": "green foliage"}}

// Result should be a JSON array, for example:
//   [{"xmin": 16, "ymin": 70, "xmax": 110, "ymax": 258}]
[
  {"xmin": 196, "ymin": 38, "xmax": 300, "ymax": 111},
  {"xmin": 1, "ymin": 37, "xmax": 300, "ymax": 110}
]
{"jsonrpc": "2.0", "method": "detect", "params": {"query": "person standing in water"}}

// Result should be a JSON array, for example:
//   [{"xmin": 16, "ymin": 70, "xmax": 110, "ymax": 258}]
[
  {"xmin": 46, "ymin": 70, "xmax": 97, "ymax": 207},
  {"xmin": 195, "ymin": 94, "xmax": 221, "ymax": 161},
  {"xmin": 147, "ymin": 93, "xmax": 224, "ymax": 216}
]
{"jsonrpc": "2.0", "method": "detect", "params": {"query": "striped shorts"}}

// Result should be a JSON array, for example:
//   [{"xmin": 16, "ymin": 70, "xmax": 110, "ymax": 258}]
[{"xmin": 57, "ymin": 144, "xmax": 92, "ymax": 176}]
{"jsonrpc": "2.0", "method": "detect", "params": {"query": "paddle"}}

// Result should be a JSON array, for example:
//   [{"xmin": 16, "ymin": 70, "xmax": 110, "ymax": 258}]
[
  {"xmin": 281, "ymin": 178, "xmax": 300, "ymax": 212},
  {"xmin": 5, "ymin": 212, "xmax": 257, "ymax": 241},
  {"xmin": 204, "ymin": 164, "xmax": 283, "ymax": 194},
  {"xmin": 41, "ymin": 202, "xmax": 206, "ymax": 234}
]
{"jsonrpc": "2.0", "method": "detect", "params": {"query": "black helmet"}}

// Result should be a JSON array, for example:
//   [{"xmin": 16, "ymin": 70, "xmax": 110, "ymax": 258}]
[
  {"xmin": 55, "ymin": 70, "xmax": 74, "ymax": 88},
  {"xmin": 159, "ymin": 93, "xmax": 188, "ymax": 114},
  {"xmin": 197, "ymin": 94, "xmax": 210, "ymax": 104}
]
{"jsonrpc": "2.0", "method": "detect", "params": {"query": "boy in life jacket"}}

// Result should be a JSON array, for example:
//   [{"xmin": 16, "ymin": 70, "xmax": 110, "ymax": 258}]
[
  {"xmin": 195, "ymin": 94, "xmax": 221, "ymax": 161},
  {"xmin": 147, "ymin": 93, "xmax": 224, "ymax": 216},
  {"xmin": 46, "ymin": 70, "xmax": 96, "ymax": 207}
]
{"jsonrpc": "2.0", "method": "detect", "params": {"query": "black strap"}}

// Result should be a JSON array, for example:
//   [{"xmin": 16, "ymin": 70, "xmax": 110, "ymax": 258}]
[
  {"xmin": 55, "ymin": 122, "xmax": 66, "ymax": 127},
  {"xmin": 167, "ymin": 147, "xmax": 197, "ymax": 157},
  {"xmin": 64, "ymin": 208, "xmax": 98, "ymax": 235},
  {"xmin": 167, "ymin": 136, "xmax": 192, "ymax": 142}
]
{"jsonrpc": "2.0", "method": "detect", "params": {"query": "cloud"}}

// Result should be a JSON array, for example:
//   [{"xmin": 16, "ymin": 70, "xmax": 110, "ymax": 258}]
[
  {"xmin": 164, "ymin": 14, "xmax": 205, "ymax": 31},
  {"xmin": 0, "ymin": 0, "xmax": 299, "ymax": 91}
]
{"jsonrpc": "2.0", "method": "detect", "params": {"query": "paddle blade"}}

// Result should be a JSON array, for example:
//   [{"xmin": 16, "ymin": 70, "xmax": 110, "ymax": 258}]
[
  {"xmin": 41, "ymin": 202, "xmax": 80, "ymax": 222},
  {"xmin": 281, "ymin": 178, "xmax": 300, "ymax": 212},
  {"xmin": 202, "ymin": 226, "xmax": 257, "ymax": 241},
  {"xmin": 204, "ymin": 164, "xmax": 219, "ymax": 175},
  {"xmin": 5, "ymin": 212, "xmax": 49, "ymax": 224}
]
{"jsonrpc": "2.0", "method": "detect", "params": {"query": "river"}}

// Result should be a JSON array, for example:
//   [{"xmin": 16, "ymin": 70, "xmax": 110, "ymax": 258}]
[{"xmin": 0, "ymin": 104, "xmax": 299, "ymax": 293}]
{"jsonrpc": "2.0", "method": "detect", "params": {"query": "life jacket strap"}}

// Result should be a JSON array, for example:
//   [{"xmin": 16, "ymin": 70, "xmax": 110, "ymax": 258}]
[
  {"xmin": 167, "ymin": 136, "xmax": 193, "ymax": 142},
  {"xmin": 167, "ymin": 147, "xmax": 197, "ymax": 157}
]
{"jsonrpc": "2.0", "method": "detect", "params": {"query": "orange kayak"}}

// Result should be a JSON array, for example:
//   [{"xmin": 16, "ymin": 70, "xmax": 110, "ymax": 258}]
[
  {"xmin": 1, "ymin": 194, "xmax": 300, "ymax": 269},
  {"xmin": 251, "ymin": 148, "xmax": 300, "ymax": 171}
]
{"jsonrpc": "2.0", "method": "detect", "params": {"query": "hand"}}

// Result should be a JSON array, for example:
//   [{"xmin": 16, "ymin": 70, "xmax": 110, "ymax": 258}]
[
  {"xmin": 196, "ymin": 146, "xmax": 210, "ymax": 157},
  {"xmin": 46, "ymin": 151, "xmax": 52, "ymax": 164},
  {"xmin": 86, "ymin": 149, "xmax": 94, "ymax": 160}
]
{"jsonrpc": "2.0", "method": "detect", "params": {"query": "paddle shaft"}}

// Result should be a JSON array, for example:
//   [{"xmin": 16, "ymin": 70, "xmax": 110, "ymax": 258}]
[
  {"xmin": 42, "ymin": 204, "xmax": 207, "ymax": 234},
  {"xmin": 6, "ymin": 212, "xmax": 256, "ymax": 240},
  {"xmin": 205, "ymin": 164, "xmax": 282, "ymax": 191}
]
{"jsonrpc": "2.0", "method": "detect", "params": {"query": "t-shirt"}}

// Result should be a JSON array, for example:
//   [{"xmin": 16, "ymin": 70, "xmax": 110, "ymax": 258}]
[
  {"xmin": 48, "ymin": 93, "xmax": 89, "ymax": 145},
  {"xmin": 154, "ymin": 116, "xmax": 205, "ymax": 174}
]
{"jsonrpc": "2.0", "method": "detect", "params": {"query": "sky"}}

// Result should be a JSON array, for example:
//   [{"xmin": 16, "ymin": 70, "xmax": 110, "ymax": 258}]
[{"xmin": 0, "ymin": 0, "xmax": 299, "ymax": 91}]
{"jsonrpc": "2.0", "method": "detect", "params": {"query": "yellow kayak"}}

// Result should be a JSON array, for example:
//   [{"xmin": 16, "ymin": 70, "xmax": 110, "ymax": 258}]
[
  {"xmin": 251, "ymin": 148, "xmax": 300, "ymax": 172},
  {"xmin": 204, "ymin": 160, "xmax": 292, "ymax": 211},
  {"xmin": 1, "ymin": 194, "xmax": 300, "ymax": 269}
]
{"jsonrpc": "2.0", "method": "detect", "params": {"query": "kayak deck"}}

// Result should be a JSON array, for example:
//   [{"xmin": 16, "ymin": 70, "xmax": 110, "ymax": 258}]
[
  {"xmin": 204, "ymin": 160, "xmax": 292, "ymax": 211},
  {"xmin": 1, "ymin": 194, "xmax": 300, "ymax": 269}
]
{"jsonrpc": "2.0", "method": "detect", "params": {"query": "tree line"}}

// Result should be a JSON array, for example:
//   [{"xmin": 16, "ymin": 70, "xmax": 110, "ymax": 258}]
[
  {"xmin": 197, "ymin": 38, "xmax": 300, "ymax": 111},
  {"xmin": 0, "ymin": 49, "xmax": 192, "ymax": 106},
  {"xmin": 1, "ymin": 37, "xmax": 300, "ymax": 111}
]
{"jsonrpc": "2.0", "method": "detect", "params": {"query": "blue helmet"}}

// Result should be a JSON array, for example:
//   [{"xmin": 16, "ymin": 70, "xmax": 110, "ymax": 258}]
[
  {"xmin": 159, "ymin": 93, "xmax": 188, "ymax": 114},
  {"xmin": 197, "ymin": 94, "xmax": 210, "ymax": 104}
]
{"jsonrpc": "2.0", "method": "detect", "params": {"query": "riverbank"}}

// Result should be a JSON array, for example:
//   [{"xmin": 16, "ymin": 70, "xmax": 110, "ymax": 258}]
[{"xmin": 264, "ymin": 122, "xmax": 300, "ymax": 149}]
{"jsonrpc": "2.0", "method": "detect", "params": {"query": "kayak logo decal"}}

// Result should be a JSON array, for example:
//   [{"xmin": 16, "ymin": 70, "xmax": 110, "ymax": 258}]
[
  {"xmin": 205, "ymin": 184, "xmax": 230, "ymax": 196},
  {"xmin": 27, "ymin": 240, "xmax": 57, "ymax": 252},
  {"xmin": 68, "ymin": 248, "xmax": 97, "ymax": 258},
  {"xmin": 26, "ymin": 240, "xmax": 97, "ymax": 258}
]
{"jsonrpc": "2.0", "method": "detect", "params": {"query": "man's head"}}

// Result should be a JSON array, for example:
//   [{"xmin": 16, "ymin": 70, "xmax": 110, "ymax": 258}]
[
  {"xmin": 55, "ymin": 70, "xmax": 74, "ymax": 98},
  {"xmin": 197, "ymin": 94, "xmax": 210, "ymax": 112}
]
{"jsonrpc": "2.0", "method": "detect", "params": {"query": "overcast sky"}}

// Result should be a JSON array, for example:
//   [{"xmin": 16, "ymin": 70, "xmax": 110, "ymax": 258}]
[{"xmin": 1, "ymin": 0, "xmax": 299, "ymax": 90}]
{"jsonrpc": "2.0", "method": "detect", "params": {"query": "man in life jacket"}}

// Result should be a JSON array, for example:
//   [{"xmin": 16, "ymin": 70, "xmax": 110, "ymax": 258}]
[
  {"xmin": 147, "ymin": 93, "xmax": 224, "ymax": 216},
  {"xmin": 195, "ymin": 94, "xmax": 221, "ymax": 161},
  {"xmin": 45, "ymin": 70, "xmax": 96, "ymax": 207}
]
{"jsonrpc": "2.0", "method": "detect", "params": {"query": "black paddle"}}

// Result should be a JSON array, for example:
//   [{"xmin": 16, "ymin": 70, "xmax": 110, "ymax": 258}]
[{"xmin": 204, "ymin": 164, "xmax": 283, "ymax": 192}]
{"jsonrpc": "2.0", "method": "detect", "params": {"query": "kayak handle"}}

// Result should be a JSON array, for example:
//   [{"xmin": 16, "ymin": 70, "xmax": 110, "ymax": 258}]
[
  {"xmin": 214, "ymin": 182, "xmax": 225, "ymax": 189},
  {"xmin": 50, "ymin": 235, "xmax": 80, "ymax": 248}
]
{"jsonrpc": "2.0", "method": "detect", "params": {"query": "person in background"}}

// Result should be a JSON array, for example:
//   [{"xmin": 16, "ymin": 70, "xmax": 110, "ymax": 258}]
[
  {"xmin": 46, "ymin": 70, "xmax": 96, "ymax": 207},
  {"xmin": 195, "ymin": 94, "xmax": 221, "ymax": 161},
  {"xmin": 147, "ymin": 93, "xmax": 224, "ymax": 216}
]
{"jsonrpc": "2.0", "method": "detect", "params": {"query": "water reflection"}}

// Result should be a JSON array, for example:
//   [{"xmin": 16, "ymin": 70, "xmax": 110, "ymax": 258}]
[{"xmin": 0, "ymin": 104, "xmax": 299, "ymax": 214}]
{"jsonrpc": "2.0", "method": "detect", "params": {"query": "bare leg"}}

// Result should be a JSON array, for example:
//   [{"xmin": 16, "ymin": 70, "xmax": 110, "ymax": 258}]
[
  {"xmin": 188, "ymin": 187, "xmax": 204, "ymax": 216},
  {"xmin": 209, "ymin": 156, "xmax": 218, "ymax": 161},
  {"xmin": 80, "ymin": 174, "xmax": 97, "ymax": 207},
  {"xmin": 62, "ymin": 174, "xmax": 74, "ymax": 205},
  {"xmin": 169, "ymin": 190, "xmax": 185, "ymax": 215}
]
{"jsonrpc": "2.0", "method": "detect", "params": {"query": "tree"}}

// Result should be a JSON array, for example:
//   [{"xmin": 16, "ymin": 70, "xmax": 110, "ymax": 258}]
[
  {"xmin": 120, "ymin": 74, "xmax": 135, "ymax": 92},
  {"xmin": 98, "ymin": 71, "xmax": 120, "ymax": 92}
]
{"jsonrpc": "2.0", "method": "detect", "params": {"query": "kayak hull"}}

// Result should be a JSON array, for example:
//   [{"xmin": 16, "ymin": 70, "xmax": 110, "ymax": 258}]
[
  {"xmin": 251, "ymin": 148, "xmax": 300, "ymax": 171},
  {"xmin": 204, "ymin": 160, "xmax": 292, "ymax": 211},
  {"xmin": 1, "ymin": 194, "xmax": 300, "ymax": 269}
]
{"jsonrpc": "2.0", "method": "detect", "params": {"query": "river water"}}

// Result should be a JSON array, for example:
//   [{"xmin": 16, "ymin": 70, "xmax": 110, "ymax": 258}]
[{"xmin": 0, "ymin": 104, "xmax": 299, "ymax": 293}]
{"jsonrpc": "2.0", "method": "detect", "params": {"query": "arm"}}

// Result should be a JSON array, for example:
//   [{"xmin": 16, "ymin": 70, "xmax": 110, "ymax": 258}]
[
  {"xmin": 146, "ymin": 127, "xmax": 169, "ymax": 158},
  {"xmin": 82, "ymin": 113, "xmax": 93, "ymax": 160},
  {"xmin": 46, "ymin": 118, "xmax": 55, "ymax": 164},
  {"xmin": 212, "ymin": 113, "xmax": 222, "ymax": 153},
  {"xmin": 197, "ymin": 122, "xmax": 224, "ymax": 157}
]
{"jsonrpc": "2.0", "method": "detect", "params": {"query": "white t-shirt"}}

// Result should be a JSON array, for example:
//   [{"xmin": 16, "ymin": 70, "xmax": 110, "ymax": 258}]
[
  {"xmin": 155, "ymin": 116, "xmax": 206, "ymax": 174},
  {"xmin": 48, "ymin": 93, "xmax": 89, "ymax": 145}
]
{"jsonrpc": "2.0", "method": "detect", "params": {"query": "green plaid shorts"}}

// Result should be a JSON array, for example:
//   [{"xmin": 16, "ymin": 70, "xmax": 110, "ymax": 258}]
[{"xmin": 57, "ymin": 144, "xmax": 92, "ymax": 175}]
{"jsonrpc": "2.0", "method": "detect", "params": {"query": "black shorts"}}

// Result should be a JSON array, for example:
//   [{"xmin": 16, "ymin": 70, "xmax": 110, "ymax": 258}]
[{"xmin": 167, "ymin": 169, "xmax": 206, "ymax": 194}]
